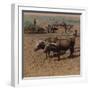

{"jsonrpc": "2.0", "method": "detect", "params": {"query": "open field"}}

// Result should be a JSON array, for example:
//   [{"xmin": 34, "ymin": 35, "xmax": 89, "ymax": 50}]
[{"xmin": 23, "ymin": 29, "xmax": 80, "ymax": 77}]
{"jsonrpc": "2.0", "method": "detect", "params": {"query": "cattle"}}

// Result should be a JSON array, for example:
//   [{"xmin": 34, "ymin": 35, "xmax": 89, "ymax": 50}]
[
  {"xmin": 34, "ymin": 40, "xmax": 46, "ymax": 51},
  {"xmin": 43, "ymin": 37, "xmax": 75, "ymax": 60},
  {"xmin": 34, "ymin": 34, "xmax": 76, "ymax": 60},
  {"xmin": 43, "ymin": 43, "xmax": 66, "ymax": 59}
]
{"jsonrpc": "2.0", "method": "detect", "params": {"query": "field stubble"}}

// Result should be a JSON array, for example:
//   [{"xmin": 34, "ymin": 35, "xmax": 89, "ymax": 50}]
[{"xmin": 23, "ymin": 30, "xmax": 80, "ymax": 77}]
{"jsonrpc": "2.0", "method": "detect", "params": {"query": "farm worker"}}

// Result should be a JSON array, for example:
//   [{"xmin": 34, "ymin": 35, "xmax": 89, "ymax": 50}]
[{"xmin": 47, "ymin": 24, "xmax": 51, "ymax": 33}]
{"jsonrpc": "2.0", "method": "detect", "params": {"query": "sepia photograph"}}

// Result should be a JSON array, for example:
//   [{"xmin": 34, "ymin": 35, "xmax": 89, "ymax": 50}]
[{"xmin": 22, "ymin": 10, "xmax": 80, "ymax": 78}]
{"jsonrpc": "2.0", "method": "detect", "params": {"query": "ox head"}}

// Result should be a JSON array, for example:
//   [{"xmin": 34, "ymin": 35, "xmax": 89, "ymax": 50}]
[{"xmin": 34, "ymin": 40, "xmax": 46, "ymax": 51}]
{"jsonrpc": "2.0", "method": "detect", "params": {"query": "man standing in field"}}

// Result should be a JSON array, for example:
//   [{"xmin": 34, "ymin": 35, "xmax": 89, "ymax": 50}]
[{"xmin": 47, "ymin": 24, "xmax": 51, "ymax": 33}]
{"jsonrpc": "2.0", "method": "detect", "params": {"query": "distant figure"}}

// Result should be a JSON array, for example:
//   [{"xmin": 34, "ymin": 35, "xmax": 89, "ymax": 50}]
[
  {"xmin": 62, "ymin": 21, "xmax": 68, "ymax": 33},
  {"xmin": 34, "ymin": 18, "xmax": 36, "ymax": 26},
  {"xmin": 33, "ymin": 18, "xmax": 37, "ymax": 32},
  {"xmin": 47, "ymin": 24, "xmax": 51, "ymax": 33},
  {"xmin": 73, "ymin": 30, "xmax": 78, "ymax": 37},
  {"xmin": 51, "ymin": 25, "xmax": 55, "ymax": 33}
]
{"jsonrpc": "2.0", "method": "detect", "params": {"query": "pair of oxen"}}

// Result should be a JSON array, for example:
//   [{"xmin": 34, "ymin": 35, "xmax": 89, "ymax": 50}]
[{"xmin": 34, "ymin": 35, "xmax": 76, "ymax": 61}]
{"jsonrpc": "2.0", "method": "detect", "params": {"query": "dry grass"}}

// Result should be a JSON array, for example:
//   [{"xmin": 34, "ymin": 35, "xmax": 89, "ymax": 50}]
[{"xmin": 23, "ymin": 26, "xmax": 80, "ymax": 77}]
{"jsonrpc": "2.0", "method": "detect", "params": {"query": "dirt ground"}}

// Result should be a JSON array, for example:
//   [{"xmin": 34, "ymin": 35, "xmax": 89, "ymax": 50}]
[{"xmin": 23, "ymin": 26, "xmax": 80, "ymax": 77}]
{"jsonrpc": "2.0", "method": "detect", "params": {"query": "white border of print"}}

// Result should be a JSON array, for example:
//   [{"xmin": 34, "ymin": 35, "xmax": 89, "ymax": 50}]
[{"xmin": 11, "ymin": 4, "xmax": 87, "ymax": 87}]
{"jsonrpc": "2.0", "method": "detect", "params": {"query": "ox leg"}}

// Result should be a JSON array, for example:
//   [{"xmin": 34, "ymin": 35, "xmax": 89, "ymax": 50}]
[
  {"xmin": 48, "ymin": 51, "xmax": 50, "ymax": 57},
  {"xmin": 48, "ymin": 29, "xmax": 49, "ymax": 33},
  {"xmin": 46, "ymin": 52, "xmax": 48, "ymax": 59},
  {"xmin": 57, "ymin": 52, "xmax": 60, "ymax": 61},
  {"xmin": 69, "ymin": 47, "xmax": 74, "ymax": 57},
  {"xmin": 46, "ymin": 51, "xmax": 50, "ymax": 59}
]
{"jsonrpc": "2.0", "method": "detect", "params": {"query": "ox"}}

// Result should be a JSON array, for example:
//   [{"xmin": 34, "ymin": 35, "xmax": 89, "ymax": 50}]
[{"xmin": 34, "ymin": 36, "xmax": 76, "ymax": 60}]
